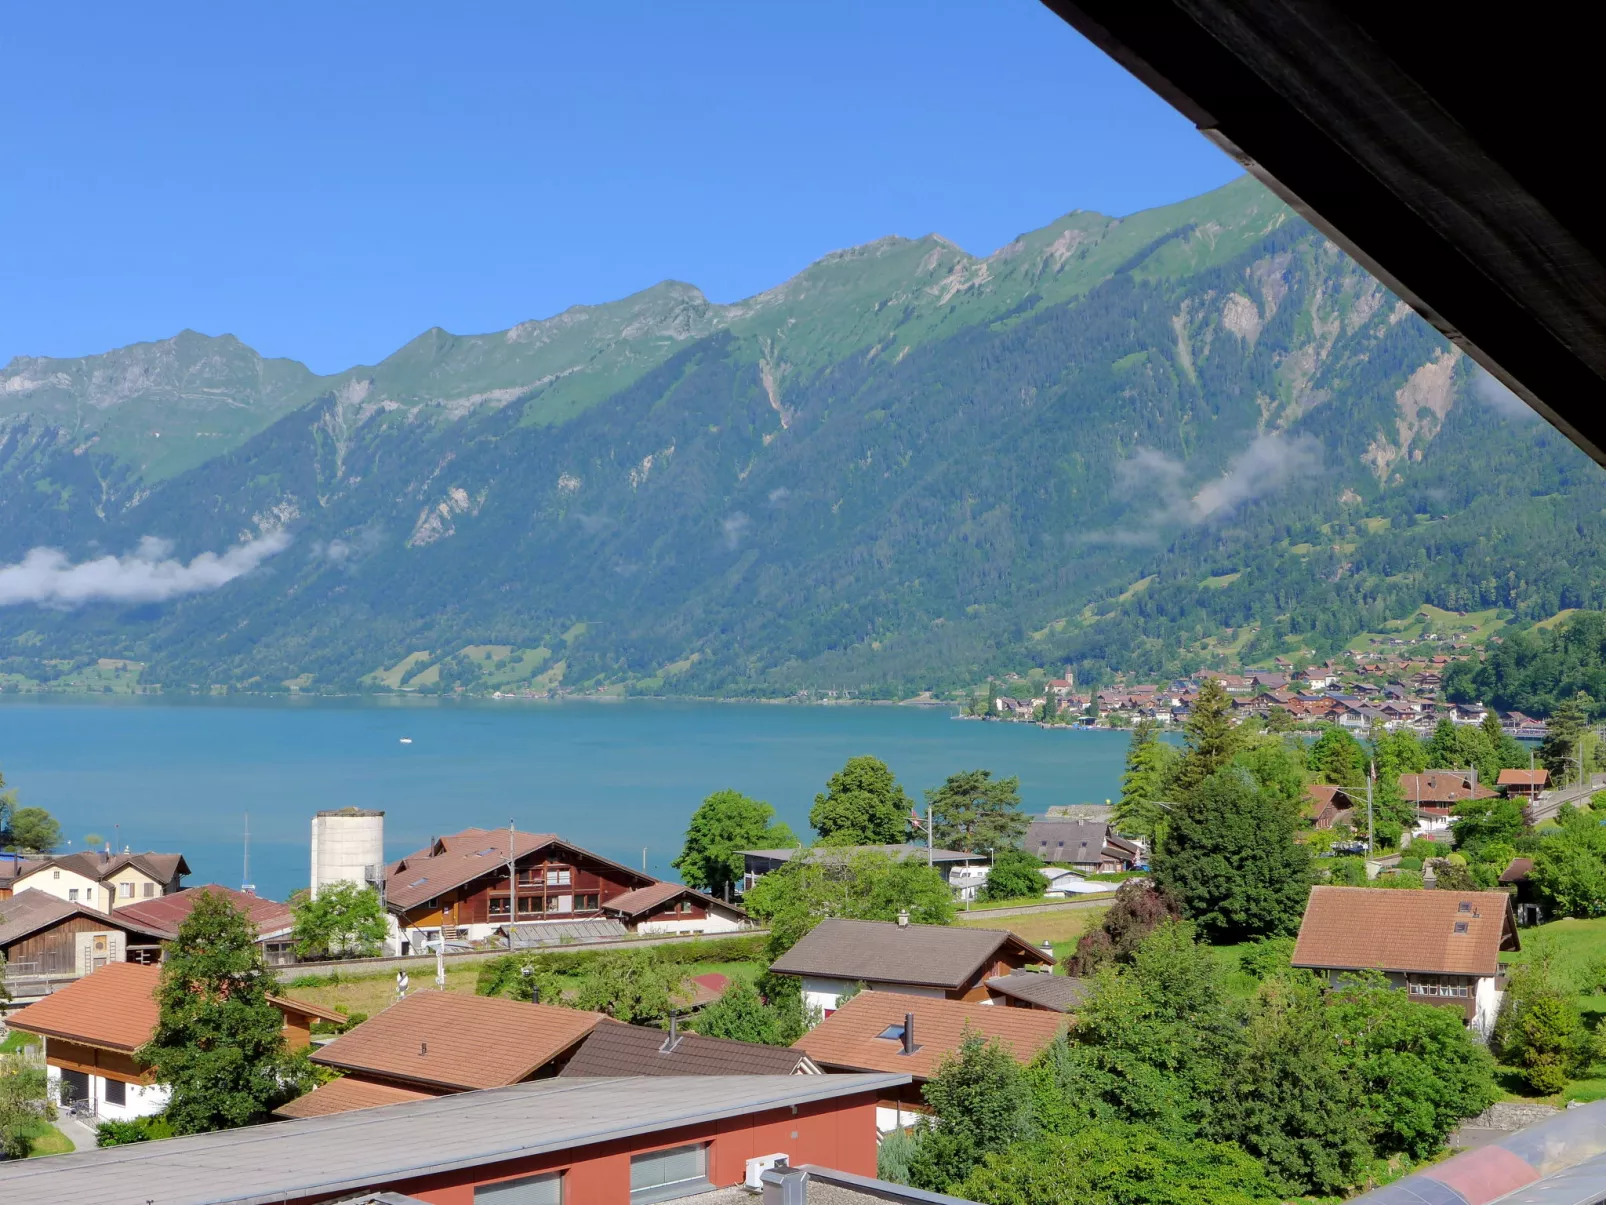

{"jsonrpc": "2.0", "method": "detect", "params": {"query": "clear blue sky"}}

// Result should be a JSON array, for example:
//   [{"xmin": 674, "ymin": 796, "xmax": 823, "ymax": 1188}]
[{"xmin": 2, "ymin": 1, "xmax": 1241, "ymax": 375}]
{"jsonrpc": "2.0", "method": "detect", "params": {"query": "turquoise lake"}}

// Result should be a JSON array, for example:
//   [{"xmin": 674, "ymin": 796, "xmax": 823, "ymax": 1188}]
[{"xmin": 0, "ymin": 697, "xmax": 1132, "ymax": 901}]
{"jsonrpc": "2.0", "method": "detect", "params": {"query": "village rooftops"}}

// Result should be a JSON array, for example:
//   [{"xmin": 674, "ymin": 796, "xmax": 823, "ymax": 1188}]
[
  {"xmin": 985, "ymin": 970, "xmax": 1090, "ymax": 1012},
  {"xmin": 1292, "ymin": 886, "xmax": 1519, "ymax": 978},
  {"xmin": 310, "ymin": 991, "xmax": 608, "ymax": 1090},
  {"xmin": 4, "ymin": 962, "xmax": 342, "ymax": 1052},
  {"xmin": 601, "ymin": 881, "xmax": 744, "ymax": 919},
  {"xmin": 384, "ymin": 828, "xmax": 654, "ymax": 911},
  {"xmin": 275, "ymin": 1077, "xmax": 437, "ymax": 1120},
  {"xmin": 558, "ymin": 1020, "xmax": 820, "ymax": 1077},
  {"xmin": 113, "ymin": 883, "xmax": 293, "ymax": 938},
  {"xmin": 16, "ymin": 850, "xmax": 189, "ymax": 885},
  {"xmin": 0, "ymin": 889, "xmax": 171, "ymax": 951},
  {"xmin": 793, "ymin": 990, "xmax": 1064, "ymax": 1080},
  {"xmin": 0, "ymin": 1073, "xmax": 908, "ymax": 1205},
  {"xmin": 1399, "ymin": 771, "xmax": 1498, "ymax": 807},
  {"xmin": 1498, "ymin": 768, "xmax": 1551, "ymax": 788},
  {"xmin": 768, "ymin": 918, "xmax": 1051, "ymax": 990}
]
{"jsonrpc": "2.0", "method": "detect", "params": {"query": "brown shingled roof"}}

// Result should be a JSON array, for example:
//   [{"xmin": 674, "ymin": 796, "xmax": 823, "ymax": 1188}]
[
  {"xmin": 793, "ymin": 990, "xmax": 1064, "ymax": 1081},
  {"xmin": 0, "ymin": 889, "xmax": 171, "ymax": 950},
  {"xmin": 1497, "ymin": 769, "xmax": 1550, "ymax": 787},
  {"xmin": 310, "ymin": 992, "xmax": 607, "ymax": 1090},
  {"xmin": 1292, "ymin": 886, "xmax": 1519, "ymax": 977},
  {"xmin": 768, "ymin": 918, "xmax": 1051, "ymax": 989},
  {"xmin": 16, "ymin": 851, "xmax": 189, "ymax": 886},
  {"xmin": 115, "ymin": 884, "xmax": 293, "ymax": 938},
  {"xmin": 1398, "ymin": 771, "xmax": 1497, "ymax": 806},
  {"xmin": 273, "ymin": 1076, "xmax": 438, "ymax": 1119},
  {"xmin": 385, "ymin": 830, "xmax": 654, "ymax": 911},
  {"xmin": 985, "ymin": 971, "xmax": 1090, "ymax": 1013},
  {"xmin": 6, "ymin": 960, "xmax": 345, "ymax": 1050},
  {"xmin": 602, "ymin": 882, "xmax": 744, "ymax": 919},
  {"xmin": 558, "ymin": 1020, "xmax": 819, "ymax": 1077}
]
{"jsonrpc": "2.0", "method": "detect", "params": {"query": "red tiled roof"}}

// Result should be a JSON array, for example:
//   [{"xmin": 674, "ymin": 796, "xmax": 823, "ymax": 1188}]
[
  {"xmin": 602, "ymin": 882, "xmax": 744, "ymax": 919},
  {"xmin": 310, "ymin": 991, "xmax": 607, "ymax": 1090},
  {"xmin": 273, "ymin": 1076, "xmax": 437, "ymax": 1119},
  {"xmin": 1398, "ymin": 772, "xmax": 1497, "ymax": 806},
  {"xmin": 1292, "ymin": 886, "xmax": 1518, "ymax": 976},
  {"xmin": 115, "ymin": 884, "xmax": 293, "ymax": 938},
  {"xmin": 793, "ymin": 991, "xmax": 1064, "ymax": 1081},
  {"xmin": 1497, "ymin": 769, "xmax": 1550, "ymax": 786},
  {"xmin": 385, "ymin": 829, "xmax": 654, "ymax": 911}
]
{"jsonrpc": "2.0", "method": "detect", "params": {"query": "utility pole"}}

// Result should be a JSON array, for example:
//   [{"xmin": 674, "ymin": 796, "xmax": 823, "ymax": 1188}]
[
  {"xmin": 1366, "ymin": 762, "xmax": 1375, "ymax": 856},
  {"xmin": 927, "ymin": 804, "xmax": 933, "ymax": 867},
  {"xmin": 506, "ymin": 817, "xmax": 516, "ymax": 952}
]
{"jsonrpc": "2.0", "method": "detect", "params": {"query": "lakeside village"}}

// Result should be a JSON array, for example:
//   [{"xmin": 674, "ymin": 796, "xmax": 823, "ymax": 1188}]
[{"xmin": 8, "ymin": 673, "xmax": 1606, "ymax": 1205}]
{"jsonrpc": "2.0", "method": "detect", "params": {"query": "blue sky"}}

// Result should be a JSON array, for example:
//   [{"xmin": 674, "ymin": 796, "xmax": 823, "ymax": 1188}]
[{"xmin": 3, "ymin": 1, "xmax": 1241, "ymax": 374}]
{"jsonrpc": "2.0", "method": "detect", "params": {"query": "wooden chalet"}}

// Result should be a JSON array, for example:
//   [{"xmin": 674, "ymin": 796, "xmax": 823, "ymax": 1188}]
[{"xmin": 0, "ymin": 889, "xmax": 170, "ymax": 1006}]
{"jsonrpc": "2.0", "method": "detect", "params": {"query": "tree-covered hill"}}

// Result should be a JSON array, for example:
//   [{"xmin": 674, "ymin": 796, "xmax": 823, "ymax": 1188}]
[{"xmin": 2, "ymin": 177, "xmax": 1602, "ymax": 697}]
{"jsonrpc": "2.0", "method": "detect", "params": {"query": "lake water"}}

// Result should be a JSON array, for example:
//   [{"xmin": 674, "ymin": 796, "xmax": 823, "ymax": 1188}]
[{"xmin": 0, "ymin": 697, "xmax": 1132, "ymax": 901}]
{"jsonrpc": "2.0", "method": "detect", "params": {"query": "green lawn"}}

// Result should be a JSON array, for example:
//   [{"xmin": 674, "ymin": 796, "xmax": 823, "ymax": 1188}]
[
  {"xmin": 1500, "ymin": 917, "xmax": 1606, "ymax": 1103},
  {"xmin": 0, "ymin": 1031, "xmax": 40, "ymax": 1055}
]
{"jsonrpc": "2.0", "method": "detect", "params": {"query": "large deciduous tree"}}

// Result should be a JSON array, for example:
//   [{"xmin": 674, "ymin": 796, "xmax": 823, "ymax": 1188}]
[
  {"xmin": 1152, "ymin": 766, "xmax": 1311, "ymax": 942},
  {"xmin": 925, "ymin": 769, "xmax": 1027, "ymax": 853},
  {"xmin": 571, "ymin": 950, "xmax": 690, "ymax": 1024},
  {"xmin": 290, "ymin": 881, "xmax": 388, "ymax": 959},
  {"xmin": 742, "ymin": 847, "xmax": 954, "ymax": 958},
  {"xmin": 1306, "ymin": 725, "xmax": 1366, "ymax": 788},
  {"xmin": 979, "ymin": 849, "xmax": 1043, "ymax": 902},
  {"xmin": 141, "ymin": 891, "xmax": 308, "ymax": 1133},
  {"xmin": 907, "ymin": 1029, "xmax": 1036, "ymax": 1192},
  {"xmin": 810, "ymin": 756, "xmax": 912, "ymax": 845},
  {"xmin": 672, "ymin": 789, "xmax": 796, "ymax": 897}
]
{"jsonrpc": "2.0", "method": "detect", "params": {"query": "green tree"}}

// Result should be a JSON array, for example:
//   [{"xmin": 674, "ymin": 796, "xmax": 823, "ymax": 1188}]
[
  {"xmin": 1494, "ymin": 957, "xmax": 1591, "ymax": 1094},
  {"xmin": 1328, "ymin": 971, "xmax": 1499, "ymax": 1157},
  {"xmin": 2, "ymin": 806, "xmax": 61, "ymax": 854},
  {"xmin": 1542, "ymin": 693, "xmax": 1593, "ymax": 786},
  {"xmin": 1115, "ymin": 719, "xmax": 1180, "ymax": 841},
  {"xmin": 979, "ymin": 849, "xmax": 1043, "ymax": 902},
  {"xmin": 1449, "ymin": 796, "xmax": 1526, "ymax": 860},
  {"xmin": 907, "ymin": 1028, "xmax": 1035, "ymax": 1192},
  {"xmin": 1152, "ymin": 767, "xmax": 1312, "ymax": 942},
  {"xmin": 672, "ymin": 789, "xmax": 796, "ymax": 897},
  {"xmin": 742, "ymin": 847, "xmax": 954, "ymax": 959},
  {"xmin": 958, "ymin": 1123, "xmax": 1281, "ymax": 1205},
  {"xmin": 925, "ymin": 769, "xmax": 1027, "ymax": 853},
  {"xmin": 1529, "ymin": 807, "xmax": 1606, "ymax": 917},
  {"xmin": 0, "ymin": 1048, "xmax": 50, "ymax": 1160},
  {"xmin": 691, "ymin": 976, "xmax": 808, "ymax": 1046},
  {"xmin": 1215, "ymin": 972, "xmax": 1372, "ymax": 1194},
  {"xmin": 140, "ymin": 891, "xmax": 308, "ymax": 1133},
  {"xmin": 571, "ymin": 949, "xmax": 690, "ymax": 1024},
  {"xmin": 1172, "ymin": 679, "xmax": 1240, "ymax": 795},
  {"xmin": 1307, "ymin": 725, "xmax": 1366, "ymax": 788},
  {"xmin": 810, "ymin": 756, "xmax": 911, "ymax": 845},
  {"xmin": 290, "ymin": 881, "xmax": 388, "ymax": 959}
]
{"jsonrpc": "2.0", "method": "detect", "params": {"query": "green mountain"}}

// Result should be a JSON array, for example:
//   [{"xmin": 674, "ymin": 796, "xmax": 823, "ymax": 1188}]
[{"xmin": 3, "ymin": 177, "xmax": 1602, "ymax": 697}]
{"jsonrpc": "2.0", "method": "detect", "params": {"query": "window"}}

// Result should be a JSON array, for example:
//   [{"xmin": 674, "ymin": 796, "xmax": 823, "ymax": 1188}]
[
  {"xmin": 119, "ymin": 882, "xmax": 134, "ymax": 899},
  {"xmin": 476, "ymin": 1172, "xmax": 562, "ymax": 1204},
  {"xmin": 53, "ymin": 870, "xmax": 61, "ymax": 880},
  {"xmin": 576, "ymin": 894, "xmax": 599, "ymax": 911},
  {"xmin": 629, "ymin": 1143, "xmax": 709, "ymax": 1203},
  {"xmin": 876, "ymin": 1023, "xmax": 907, "ymax": 1041},
  {"xmin": 518, "ymin": 896, "xmax": 540, "ymax": 916},
  {"xmin": 103, "ymin": 1078, "xmax": 126, "ymax": 1107},
  {"xmin": 547, "ymin": 867, "xmax": 572, "ymax": 886},
  {"xmin": 489, "ymin": 897, "xmax": 512, "ymax": 917},
  {"xmin": 143, "ymin": 882, "xmax": 156, "ymax": 898},
  {"xmin": 1454, "ymin": 921, "xmax": 1469, "ymax": 933},
  {"xmin": 1458, "ymin": 901, "xmax": 1471, "ymax": 914},
  {"xmin": 68, "ymin": 888, "xmax": 79, "ymax": 901}
]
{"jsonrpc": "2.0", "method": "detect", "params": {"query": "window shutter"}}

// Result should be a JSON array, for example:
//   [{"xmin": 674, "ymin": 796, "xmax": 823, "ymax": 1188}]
[{"xmin": 475, "ymin": 1172, "xmax": 562, "ymax": 1204}]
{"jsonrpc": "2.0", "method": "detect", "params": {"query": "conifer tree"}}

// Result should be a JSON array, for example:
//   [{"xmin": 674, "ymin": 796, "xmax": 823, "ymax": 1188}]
[{"xmin": 1173, "ymin": 679, "xmax": 1239, "ymax": 795}]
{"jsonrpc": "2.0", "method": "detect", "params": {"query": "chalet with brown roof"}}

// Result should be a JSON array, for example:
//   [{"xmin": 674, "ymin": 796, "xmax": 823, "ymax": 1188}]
[
  {"xmin": 600, "ymin": 881, "xmax": 750, "ymax": 936},
  {"xmin": 1497, "ymin": 768, "xmax": 1550, "ymax": 800},
  {"xmin": 5, "ymin": 961, "xmax": 341, "ymax": 1123},
  {"xmin": 385, "ymin": 828, "xmax": 658, "ymax": 951},
  {"xmin": 1399, "ymin": 771, "xmax": 1497, "ymax": 815},
  {"xmin": 276, "ymin": 990, "xmax": 608, "ymax": 1119},
  {"xmin": 558, "ymin": 1019, "xmax": 821, "ymax": 1078},
  {"xmin": 1305, "ymin": 785, "xmax": 1361, "ymax": 830},
  {"xmin": 1292, "ymin": 886, "xmax": 1519, "ymax": 1034},
  {"xmin": 984, "ymin": 969, "xmax": 1089, "ymax": 1012},
  {"xmin": 10, "ymin": 850, "xmax": 188, "ymax": 914},
  {"xmin": 1023, "ymin": 817, "xmax": 1140, "ymax": 872},
  {"xmin": 115, "ymin": 883, "xmax": 297, "ymax": 965},
  {"xmin": 0, "ymin": 889, "xmax": 170, "ymax": 1005},
  {"xmin": 793, "ymin": 990, "xmax": 1064, "ymax": 1131},
  {"xmin": 767, "ymin": 917, "xmax": 1052, "ymax": 1014}
]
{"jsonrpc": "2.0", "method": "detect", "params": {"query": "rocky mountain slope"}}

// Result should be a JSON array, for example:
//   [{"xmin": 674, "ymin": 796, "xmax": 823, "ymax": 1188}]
[{"xmin": 3, "ymin": 177, "xmax": 1601, "ymax": 697}]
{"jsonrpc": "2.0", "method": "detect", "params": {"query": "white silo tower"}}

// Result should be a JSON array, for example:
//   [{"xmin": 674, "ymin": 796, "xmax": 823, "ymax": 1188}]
[{"xmin": 310, "ymin": 808, "xmax": 385, "ymax": 899}]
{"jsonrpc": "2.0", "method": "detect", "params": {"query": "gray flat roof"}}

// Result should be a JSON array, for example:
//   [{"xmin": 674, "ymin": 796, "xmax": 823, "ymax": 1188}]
[
  {"xmin": 0, "ymin": 1074, "xmax": 907, "ymax": 1205},
  {"xmin": 742, "ymin": 845, "xmax": 981, "ymax": 864}
]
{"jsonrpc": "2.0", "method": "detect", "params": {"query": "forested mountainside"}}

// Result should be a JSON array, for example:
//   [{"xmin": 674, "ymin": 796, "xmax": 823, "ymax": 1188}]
[{"xmin": 2, "ymin": 176, "xmax": 1603, "ymax": 698}]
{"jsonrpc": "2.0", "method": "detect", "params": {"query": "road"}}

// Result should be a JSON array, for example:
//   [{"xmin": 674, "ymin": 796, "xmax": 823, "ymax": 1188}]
[{"xmin": 1525, "ymin": 775, "xmax": 1606, "ymax": 825}]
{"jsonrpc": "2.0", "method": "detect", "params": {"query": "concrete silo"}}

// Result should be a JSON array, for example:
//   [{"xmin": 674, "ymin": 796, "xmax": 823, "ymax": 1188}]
[{"xmin": 310, "ymin": 808, "xmax": 385, "ymax": 899}]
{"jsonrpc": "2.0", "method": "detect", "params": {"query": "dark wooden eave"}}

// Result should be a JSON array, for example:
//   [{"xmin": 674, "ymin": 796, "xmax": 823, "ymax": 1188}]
[{"xmin": 1039, "ymin": 1, "xmax": 1606, "ymax": 466}]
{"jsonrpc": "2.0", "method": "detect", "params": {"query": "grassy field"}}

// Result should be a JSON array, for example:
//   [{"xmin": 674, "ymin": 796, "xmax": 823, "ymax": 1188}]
[
  {"xmin": 282, "ymin": 959, "xmax": 760, "ymax": 1018},
  {"xmin": 0, "ymin": 1031, "xmax": 40, "ymax": 1054},
  {"xmin": 957, "ymin": 904, "xmax": 1108, "ymax": 965},
  {"xmin": 1498, "ymin": 917, "xmax": 1606, "ymax": 1102},
  {"xmin": 24, "ymin": 1120, "xmax": 73, "ymax": 1157}
]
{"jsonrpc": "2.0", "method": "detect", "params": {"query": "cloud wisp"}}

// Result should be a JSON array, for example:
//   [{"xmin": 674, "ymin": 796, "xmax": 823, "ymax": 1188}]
[
  {"xmin": 1470, "ymin": 365, "xmax": 1536, "ymax": 420},
  {"xmin": 0, "ymin": 532, "xmax": 291, "ymax": 607},
  {"xmin": 1101, "ymin": 432, "xmax": 1321, "ymax": 542}
]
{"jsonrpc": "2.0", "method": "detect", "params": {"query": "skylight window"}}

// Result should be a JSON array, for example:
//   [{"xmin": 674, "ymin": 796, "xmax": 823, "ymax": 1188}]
[
  {"xmin": 1453, "ymin": 921, "xmax": 1469, "ymax": 933},
  {"xmin": 1457, "ymin": 901, "xmax": 1471, "ymax": 913},
  {"xmin": 876, "ymin": 1024, "xmax": 907, "ymax": 1042},
  {"xmin": 409, "ymin": 877, "xmax": 429, "ymax": 888}
]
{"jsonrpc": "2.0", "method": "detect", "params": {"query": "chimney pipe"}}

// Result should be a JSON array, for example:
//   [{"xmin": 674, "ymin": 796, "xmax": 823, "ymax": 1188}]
[
  {"xmin": 896, "ymin": 910, "xmax": 909, "ymax": 928},
  {"xmin": 902, "ymin": 1012, "xmax": 916, "ymax": 1055},
  {"xmin": 661, "ymin": 1012, "xmax": 683, "ymax": 1053}
]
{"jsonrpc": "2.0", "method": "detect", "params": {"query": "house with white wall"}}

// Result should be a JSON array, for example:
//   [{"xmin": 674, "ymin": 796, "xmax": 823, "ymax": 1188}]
[{"xmin": 10, "ymin": 851, "xmax": 188, "ymax": 914}]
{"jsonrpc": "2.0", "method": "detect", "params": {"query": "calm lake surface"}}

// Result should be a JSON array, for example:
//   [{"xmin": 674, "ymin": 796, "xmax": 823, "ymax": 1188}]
[{"xmin": 0, "ymin": 697, "xmax": 1132, "ymax": 901}]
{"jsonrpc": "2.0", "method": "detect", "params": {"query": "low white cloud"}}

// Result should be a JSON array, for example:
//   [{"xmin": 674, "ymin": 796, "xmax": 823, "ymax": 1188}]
[
  {"xmin": 1470, "ymin": 365, "xmax": 1535, "ymax": 420},
  {"xmin": 767, "ymin": 486, "xmax": 791, "ymax": 505},
  {"xmin": 1101, "ymin": 433, "xmax": 1321, "ymax": 541},
  {"xmin": 722, "ymin": 513, "xmax": 752, "ymax": 549},
  {"xmin": 310, "ymin": 525, "xmax": 382, "ymax": 567},
  {"xmin": 0, "ymin": 532, "xmax": 291, "ymax": 607}
]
